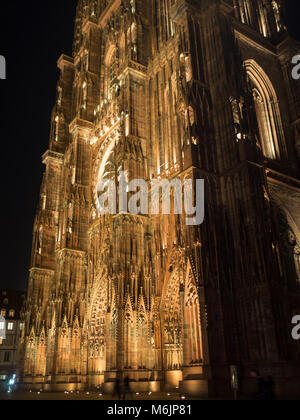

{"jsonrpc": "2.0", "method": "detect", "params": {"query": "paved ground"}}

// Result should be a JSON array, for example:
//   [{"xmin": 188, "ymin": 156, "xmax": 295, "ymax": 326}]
[{"xmin": 0, "ymin": 391, "xmax": 197, "ymax": 401}]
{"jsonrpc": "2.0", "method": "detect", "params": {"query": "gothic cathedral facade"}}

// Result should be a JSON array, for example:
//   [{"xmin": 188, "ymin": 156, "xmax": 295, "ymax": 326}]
[{"xmin": 19, "ymin": 0, "xmax": 300, "ymax": 398}]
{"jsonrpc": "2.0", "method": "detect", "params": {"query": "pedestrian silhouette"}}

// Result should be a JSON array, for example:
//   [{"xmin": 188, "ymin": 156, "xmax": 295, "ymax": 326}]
[
  {"xmin": 250, "ymin": 370, "xmax": 276, "ymax": 401},
  {"xmin": 265, "ymin": 376, "xmax": 276, "ymax": 400},
  {"xmin": 115, "ymin": 378, "xmax": 121, "ymax": 400},
  {"xmin": 123, "ymin": 376, "xmax": 130, "ymax": 400}
]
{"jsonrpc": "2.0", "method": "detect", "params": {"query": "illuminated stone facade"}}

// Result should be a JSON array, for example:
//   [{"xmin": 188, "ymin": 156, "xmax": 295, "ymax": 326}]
[{"xmin": 19, "ymin": 0, "xmax": 300, "ymax": 398}]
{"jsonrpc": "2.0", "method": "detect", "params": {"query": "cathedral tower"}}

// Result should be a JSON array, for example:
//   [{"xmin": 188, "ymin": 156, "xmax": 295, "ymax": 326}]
[{"xmin": 19, "ymin": 0, "xmax": 300, "ymax": 398}]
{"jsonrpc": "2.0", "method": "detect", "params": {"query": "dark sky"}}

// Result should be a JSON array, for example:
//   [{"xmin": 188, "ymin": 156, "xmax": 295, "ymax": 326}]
[
  {"xmin": 0, "ymin": 1, "xmax": 76, "ymax": 291},
  {"xmin": 0, "ymin": 1, "xmax": 299, "ymax": 292}
]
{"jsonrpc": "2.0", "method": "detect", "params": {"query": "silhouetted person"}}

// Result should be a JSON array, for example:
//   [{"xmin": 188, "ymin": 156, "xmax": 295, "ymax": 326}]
[
  {"xmin": 123, "ymin": 376, "xmax": 130, "ymax": 400},
  {"xmin": 250, "ymin": 370, "xmax": 269, "ymax": 401},
  {"xmin": 265, "ymin": 376, "xmax": 277, "ymax": 400},
  {"xmin": 115, "ymin": 378, "xmax": 121, "ymax": 400}
]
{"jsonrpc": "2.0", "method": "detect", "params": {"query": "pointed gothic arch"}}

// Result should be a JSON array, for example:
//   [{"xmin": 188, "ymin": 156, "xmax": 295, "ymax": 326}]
[
  {"xmin": 270, "ymin": 189, "xmax": 300, "ymax": 291},
  {"xmin": 161, "ymin": 266, "xmax": 183, "ymax": 372},
  {"xmin": 161, "ymin": 255, "xmax": 204, "ymax": 388},
  {"xmin": 123, "ymin": 295, "xmax": 135, "ymax": 370},
  {"xmin": 104, "ymin": 44, "xmax": 118, "ymax": 100},
  {"xmin": 183, "ymin": 271, "xmax": 203, "ymax": 366},
  {"xmin": 88, "ymin": 277, "xmax": 108, "ymax": 386},
  {"xmin": 94, "ymin": 136, "xmax": 120, "ymax": 215},
  {"xmin": 57, "ymin": 317, "xmax": 70, "ymax": 374},
  {"xmin": 70, "ymin": 318, "xmax": 81, "ymax": 375},
  {"xmin": 35, "ymin": 329, "xmax": 47, "ymax": 377},
  {"xmin": 137, "ymin": 297, "xmax": 150, "ymax": 370},
  {"xmin": 244, "ymin": 59, "xmax": 286, "ymax": 160},
  {"xmin": 24, "ymin": 328, "xmax": 36, "ymax": 377},
  {"xmin": 107, "ymin": 288, "xmax": 118, "ymax": 371}
]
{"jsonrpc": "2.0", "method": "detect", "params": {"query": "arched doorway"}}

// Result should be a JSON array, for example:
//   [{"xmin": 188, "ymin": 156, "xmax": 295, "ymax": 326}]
[
  {"xmin": 161, "ymin": 262, "xmax": 204, "ymax": 388},
  {"xmin": 161, "ymin": 266, "xmax": 184, "ymax": 388}
]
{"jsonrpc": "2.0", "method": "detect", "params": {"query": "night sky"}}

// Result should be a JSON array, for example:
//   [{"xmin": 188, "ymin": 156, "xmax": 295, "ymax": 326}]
[{"xmin": 0, "ymin": 1, "xmax": 299, "ymax": 292}]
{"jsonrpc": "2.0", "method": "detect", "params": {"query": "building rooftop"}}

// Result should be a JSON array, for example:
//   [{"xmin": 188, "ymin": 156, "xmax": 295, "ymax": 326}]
[{"xmin": 0, "ymin": 290, "xmax": 25, "ymax": 320}]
